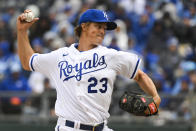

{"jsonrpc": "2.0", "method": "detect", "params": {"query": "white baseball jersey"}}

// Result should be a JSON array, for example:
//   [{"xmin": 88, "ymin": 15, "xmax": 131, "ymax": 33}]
[{"xmin": 29, "ymin": 43, "xmax": 141, "ymax": 124}]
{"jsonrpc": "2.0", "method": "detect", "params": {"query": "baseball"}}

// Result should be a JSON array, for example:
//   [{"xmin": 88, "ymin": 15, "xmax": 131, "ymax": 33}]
[{"xmin": 24, "ymin": 11, "xmax": 34, "ymax": 22}]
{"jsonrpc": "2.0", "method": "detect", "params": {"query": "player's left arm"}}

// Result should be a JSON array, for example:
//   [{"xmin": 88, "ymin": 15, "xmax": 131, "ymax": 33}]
[{"xmin": 134, "ymin": 69, "xmax": 161, "ymax": 108}]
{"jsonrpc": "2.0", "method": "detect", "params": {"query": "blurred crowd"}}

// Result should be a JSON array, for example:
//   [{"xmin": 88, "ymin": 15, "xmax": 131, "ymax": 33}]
[{"xmin": 0, "ymin": 0, "xmax": 196, "ymax": 123}]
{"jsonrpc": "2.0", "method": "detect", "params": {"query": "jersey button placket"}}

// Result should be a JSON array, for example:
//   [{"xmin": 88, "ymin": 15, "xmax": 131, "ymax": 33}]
[{"xmin": 75, "ymin": 78, "xmax": 83, "ymax": 102}]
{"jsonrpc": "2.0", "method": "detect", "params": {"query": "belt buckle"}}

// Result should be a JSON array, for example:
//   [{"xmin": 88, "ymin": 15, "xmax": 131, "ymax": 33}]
[{"xmin": 93, "ymin": 124, "xmax": 98, "ymax": 131}]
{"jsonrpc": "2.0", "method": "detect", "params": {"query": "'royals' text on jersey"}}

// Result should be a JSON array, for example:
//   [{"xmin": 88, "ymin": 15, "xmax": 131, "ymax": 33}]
[
  {"xmin": 58, "ymin": 53, "xmax": 107, "ymax": 81},
  {"xmin": 29, "ymin": 43, "xmax": 141, "ymax": 124}
]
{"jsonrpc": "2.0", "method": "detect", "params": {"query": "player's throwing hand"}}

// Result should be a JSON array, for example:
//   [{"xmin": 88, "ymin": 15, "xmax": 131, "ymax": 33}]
[{"xmin": 17, "ymin": 9, "xmax": 39, "ymax": 32}]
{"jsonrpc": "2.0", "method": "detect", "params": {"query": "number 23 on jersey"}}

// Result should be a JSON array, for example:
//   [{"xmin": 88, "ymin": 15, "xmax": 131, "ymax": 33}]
[{"xmin": 88, "ymin": 77, "xmax": 108, "ymax": 93}]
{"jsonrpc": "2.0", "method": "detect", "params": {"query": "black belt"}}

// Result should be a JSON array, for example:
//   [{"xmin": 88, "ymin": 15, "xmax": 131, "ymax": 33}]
[{"xmin": 65, "ymin": 120, "xmax": 104, "ymax": 131}]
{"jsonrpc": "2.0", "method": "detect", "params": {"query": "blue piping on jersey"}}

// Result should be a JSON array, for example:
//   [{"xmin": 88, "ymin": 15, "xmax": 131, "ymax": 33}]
[
  {"xmin": 30, "ymin": 54, "xmax": 38, "ymax": 71},
  {"xmin": 74, "ymin": 43, "xmax": 83, "ymax": 52},
  {"xmin": 74, "ymin": 43, "xmax": 78, "ymax": 49},
  {"xmin": 130, "ymin": 58, "xmax": 140, "ymax": 79}
]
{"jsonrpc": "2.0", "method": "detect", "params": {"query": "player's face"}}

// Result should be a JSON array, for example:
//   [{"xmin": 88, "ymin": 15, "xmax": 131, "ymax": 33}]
[{"xmin": 85, "ymin": 22, "xmax": 107, "ymax": 45}]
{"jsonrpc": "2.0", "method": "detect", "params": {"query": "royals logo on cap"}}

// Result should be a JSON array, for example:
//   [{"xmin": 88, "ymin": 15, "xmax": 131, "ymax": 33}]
[
  {"xmin": 103, "ymin": 11, "xmax": 109, "ymax": 21},
  {"xmin": 78, "ymin": 9, "xmax": 117, "ymax": 30}
]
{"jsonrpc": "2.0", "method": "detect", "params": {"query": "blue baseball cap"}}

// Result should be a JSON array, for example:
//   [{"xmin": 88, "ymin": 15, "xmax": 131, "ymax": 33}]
[{"xmin": 78, "ymin": 9, "xmax": 117, "ymax": 30}]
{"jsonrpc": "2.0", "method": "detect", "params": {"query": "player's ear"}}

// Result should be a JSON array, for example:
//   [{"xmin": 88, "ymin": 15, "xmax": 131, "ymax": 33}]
[
  {"xmin": 81, "ymin": 23, "xmax": 86, "ymax": 31},
  {"xmin": 81, "ymin": 22, "xmax": 90, "ymax": 31}
]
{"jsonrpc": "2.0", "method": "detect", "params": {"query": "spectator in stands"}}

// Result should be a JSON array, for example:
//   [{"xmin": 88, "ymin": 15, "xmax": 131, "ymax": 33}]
[
  {"xmin": 146, "ymin": 20, "xmax": 168, "ymax": 54},
  {"xmin": 189, "ymin": 70, "xmax": 196, "ymax": 92},
  {"xmin": 104, "ymin": 19, "xmax": 128, "ymax": 50},
  {"xmin": 145, "ymin": 51, "xmax": 160, "ymax": 74},
  {"xmin": 114, "ymin": 19, "xmax": 129, "ymax": 50},
  {"xmin": 159, "ymin": 36, "xmax": 182, "ymax": 85},
  {"xmin": 107, "ymin": 38, "xmax": 120, "ymax": 51},
  {"xmin": 131, "ymin": 11, "xmax": 155, "ymax": 53},
  {"xmin": 44, "ymin": 78, "xmax": 56, "ymax": 116},
  {"xmin": 1, "ymin": 63, "xmax": 31, "ymax": 114},
  {"xmin": 172, "ymin": 75, "xmax": 192, "ymax": 95},
  {"xmin": 0, "ymin": 39, "xmax": 10, "ymax": 88}
]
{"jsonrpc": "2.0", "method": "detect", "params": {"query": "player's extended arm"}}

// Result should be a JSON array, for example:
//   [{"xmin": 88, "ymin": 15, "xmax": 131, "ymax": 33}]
[
  {"xmin": 17, "ymin": 10, "xmax": 39, "ymax": 71},
  {"xmin": 134, "ymin": 69, "xmax": 161, "ymax": 107}
]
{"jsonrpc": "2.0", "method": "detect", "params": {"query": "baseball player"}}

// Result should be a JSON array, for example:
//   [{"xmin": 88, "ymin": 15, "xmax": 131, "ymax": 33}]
[{"xmin": 17, "ymin": 9, "xmax": 161, "ymax": 131}]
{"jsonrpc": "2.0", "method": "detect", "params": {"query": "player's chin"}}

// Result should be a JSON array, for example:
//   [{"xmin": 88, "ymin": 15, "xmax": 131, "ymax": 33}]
[
  {"xmin": 94, "ymin": 40, "xmax": 103, "ymax": 45},
  {"xmin": 94, "ymin": 42, "xmax": 102, "ymax": 46}
]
